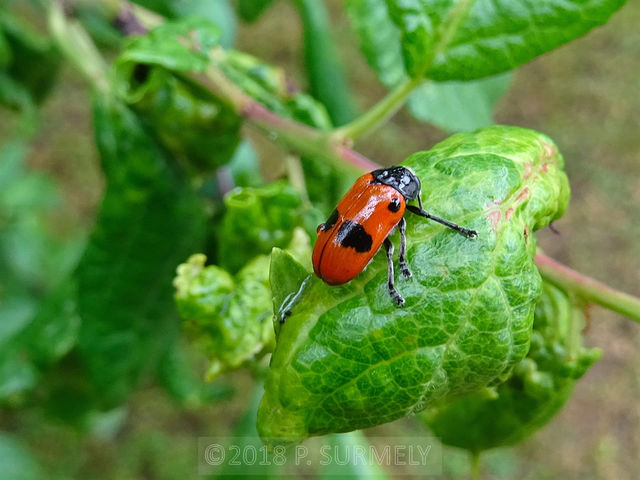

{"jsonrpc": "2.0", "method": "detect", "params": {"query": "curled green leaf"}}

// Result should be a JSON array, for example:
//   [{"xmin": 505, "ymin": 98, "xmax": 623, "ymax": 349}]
[
  {"xmin": 174, "ymin": 228, "xmax": 313, "ymax": 380},
  {"xmin": 258, "ymin": 126, "xmax": 570, "ymax": 446},
  {"xmin": 422, "ymin": 281, "xmax": 601, "ymax": 452}
]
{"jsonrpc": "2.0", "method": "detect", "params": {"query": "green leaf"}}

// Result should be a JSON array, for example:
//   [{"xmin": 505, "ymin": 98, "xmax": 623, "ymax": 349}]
[
  {"xmin": 217, "ymin": 181, "xmax": 308, "ymax": 273},
  {"xmin": 384, "ymin": 0, "xmax": 627, "ymax": 81},
  {"xmin": 158, "ymin": 340, "xmax": 233, "ymax": 407},
  {"xmin": 116, "ymin": 16, "xmax": 221, "ymax": 74},
  {"xmin": 269, "ymin": 247, "xmax": 311, "ymax": 328},
  {"xmin": 0, "ymin": 7, "xmax": 61, "ymax": 106},
  {"xmin": 114, "ymin": 66, "xmax": 242, "ymax": 171},
  {"xmin": 408, "ymin": 72, "xmax": 512, "ymax": 132},
  {"xmin": 172, "ymin": 0, "xmax": 236, "ymax": 49},
  {"xmin": 0, "ymin": 433, "xmax": 43, "ymax": 480},
  {"xmin": 237, "ymin": 0, "xmax": 276, "ymax": 23},
  {"xmin": 317, "ymin": 432, "xmax": 390, "ymax": 480},
  {"xmin": 258, "ymin": 126, "xmax": 570, "ymax": 446},
  {"xmin": 422, "ymin": 281, "xmax": 601, "ymax": 452},
  {"xmin": 174, "ymin": 253, "xmax": 275, "ymax": 380},
  {"xmin": 345, "ymin": 0, "xmax": 405, "ymax": 88},
  {"xmin": 75, "ymin": 95, "xmax": 206, "ymax": 407}
]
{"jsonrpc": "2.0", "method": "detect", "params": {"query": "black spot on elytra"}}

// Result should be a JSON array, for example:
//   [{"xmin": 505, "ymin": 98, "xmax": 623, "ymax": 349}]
[
  {"xmin": 336, "ymin": 221, "xmax": 373, "ymax": 253},
  {"xmin": 319, "ymin": 209, "xmax": 339, "ymax": 232},
  {"xmin": 388, "ymin": 197, "xmax": 401, "ymax": 212}
]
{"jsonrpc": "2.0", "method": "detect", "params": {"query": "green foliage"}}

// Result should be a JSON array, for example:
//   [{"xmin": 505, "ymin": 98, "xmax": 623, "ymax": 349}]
[
  {"xmin": 423, "ymin": 282, "xmax": 601, "ymax": 452},
  {"xmin": 75, "ymin": 95, "xmax": 206, "ymax": 407},
  {"xmin": 258, "ymin": 126, "xmax": 570, "ymax": 446},
  {"xmin": 217, "ymin": 181, "xmax": 309, "ymax": 273},
  {"xmin": 115, "ymin": 66, "xmax": 242, "ymax": 171},
  {"xmin": 384, "ymin": 0, "xmax": 627, "ymax": 81},
  {"xmin": 346, "ymin": 0, "xmax": 626, "ymax": 132},
  {"xmin": 174, "ymin": 229, "xmax": 312, "ymax": 380},
  {"xmin": 237, "ymin": 0, "xmax": 276, "ymax": 23},
  {"xmin": 0, "ymin": 7, "xmax": 60, "ymax": 110},
  {"xmin": 218, "ymin": 49, "xmax": 333, "ymax": 130},
  {"xmin": 0, "ymin": 143, "xmax": 82, "ymax": 402}
]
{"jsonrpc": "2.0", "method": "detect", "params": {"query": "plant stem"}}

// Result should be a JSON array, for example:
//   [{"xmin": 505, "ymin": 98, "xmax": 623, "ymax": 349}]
[
  {"xmin": 470, "ymin": 451, "xmax": 482, "ymax": 480},
  {"xmin": 332, "ymin": 76, "xmax": 422, "ymax": 142},
  {"xmin": 535, "ymin": 253, "xmax": 640, "ymax": 323},
  {"xmin": 47, "ymin": 0, "xmax": 110, "ymax": 93}
]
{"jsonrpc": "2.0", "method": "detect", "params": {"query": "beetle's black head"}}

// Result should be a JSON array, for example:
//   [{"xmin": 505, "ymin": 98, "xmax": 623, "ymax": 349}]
[{"xmin": 371, "ymin": 166, "xmax": 421, "ymax": 201}]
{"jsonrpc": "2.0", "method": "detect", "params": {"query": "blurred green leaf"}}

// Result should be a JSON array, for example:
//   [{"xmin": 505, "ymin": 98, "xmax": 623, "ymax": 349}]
[
  {"xmin": 295, "ymin": 0, "xmax": 356, "ymax": 126},
  {"xmin": 212, "ymin": 383, "xmax": 281, "ymax": 479},
  {"xmin": 237, "ymin": 0, "xmax": 276, "ymax": 23},
  {"xmin": 0, "ymin": 6, "xmax": 60, "ymax": 106},
  {"xmin": 75, "ymin": 95, "xmax": 206, "ymax": 407},
  {"xmin": 132, "ymin": 0, "xmax": 236, "ymax": 47},
  {"xmin": 217, "ymin": 181, "xmax": 308, "ymax": 273},
  {"xmin": 423, "ymin": 282, "xmax": 601, "ymax": 452},
  {"xmin": 0, "ymin": 433, "xmax": 43, "ymax": 480},
  {"xmin": 0, "ymin": 142, "xmax": 83, "ymax": 402},
  {"xmin": 218, "ymin": 49, "xmax": 333, "ymax": 130},
  {"xmin": 158, "ymin": 340, "xmax": 233, "ymax": 407},
  {"xmin": 408, "ymin": 72, "xmax": 512, "ymax": 132},
  {"xmin": 173, "ymin": 0, "xmax": 236, "ymax": 48},
  {"xmin": 258, "ymin": 126, "xmax": 570, "ymax": 446},
  {"xmin": 116, "ymin": 16, "xmax": 221, "ymax": 73},
  {"xmin": 317, "ymin": 432, "xmax": 390, "ymax": 480},
  {"xmin": 383, "ymin": 0, "xmax": 627, "ymax": 81}
]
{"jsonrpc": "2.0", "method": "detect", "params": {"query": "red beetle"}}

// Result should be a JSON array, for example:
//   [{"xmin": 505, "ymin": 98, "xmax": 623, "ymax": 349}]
[{"xmin": 312, "ymin": 166, "xmax": 477, "ymax": 306}]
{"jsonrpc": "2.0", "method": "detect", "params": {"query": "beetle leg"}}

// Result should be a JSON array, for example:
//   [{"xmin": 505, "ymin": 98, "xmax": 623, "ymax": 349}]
[
  {"xmin": 398, "ymin": 217, "xmax": 412, "ymax": 278},
  {"xmin": 408, "ymin": 194, "xmax": 477, "ymax": 238},
  {"xmin": 384, "ymin": 238, "xmax": 405, "ymax": 306}
]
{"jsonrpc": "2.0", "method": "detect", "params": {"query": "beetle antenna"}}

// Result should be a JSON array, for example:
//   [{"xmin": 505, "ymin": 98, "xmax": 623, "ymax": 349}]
[{"xmin": 406, "ymin": 205, "xmax": 477, "ymax": 238}]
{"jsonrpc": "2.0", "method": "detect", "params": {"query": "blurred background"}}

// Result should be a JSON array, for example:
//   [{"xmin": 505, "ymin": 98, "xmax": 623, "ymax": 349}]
[{"xmin": 0, "ymin": 0, "xmax": 639, "ymax": 478}]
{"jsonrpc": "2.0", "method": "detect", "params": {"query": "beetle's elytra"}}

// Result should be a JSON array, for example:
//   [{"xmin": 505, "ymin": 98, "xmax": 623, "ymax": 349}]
[{"xmin": 312, "ymin": 166, "xmax": 477, "ymax": 306}]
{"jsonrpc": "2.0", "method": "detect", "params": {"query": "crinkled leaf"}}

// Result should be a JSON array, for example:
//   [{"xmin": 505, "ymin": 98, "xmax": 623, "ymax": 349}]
[
  {"xmin": 408, "ymin": 72, "xmax": 512, "ymax": 132},
  {"xmin": 217, "ymin": 181, "xmax": 309, "ymax": 273},
  {"xmin": 384, "ymin": 0, "xmax": 627, "ymax": 81},
  {"xmin": 259, "ymin": 126, "xmax": 570, "ymax": 446},
  {"xmin": 174, "ymin": 254, "xmax": 274, "ymax": 380},
  {"xmin": 76, "ymin": 95, "xmax": 206, "ymax": 407},
  {"xmin": 423, "ymin": 281, "xmax": 601, "ymax": 452},
  {"xmin": 174, "ymin": 230, "xmax": 312, "ymax": 380}
]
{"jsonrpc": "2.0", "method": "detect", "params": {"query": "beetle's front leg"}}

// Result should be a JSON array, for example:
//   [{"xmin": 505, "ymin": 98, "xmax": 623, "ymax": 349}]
[
  {"xmin": 384, "ymin": 238, "xmax": 405, "ymax": 306},
  {"xmin": 398, "ymin": 217, "xmax": 412, "ymax": 278}
]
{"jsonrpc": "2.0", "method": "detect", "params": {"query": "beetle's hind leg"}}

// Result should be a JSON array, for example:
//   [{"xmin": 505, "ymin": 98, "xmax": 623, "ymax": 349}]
[
  {"xmin": 398, "ymin": 217, "xmax": 412, "ymax": 278},
  {"xmin": 384, "ymin": 238, "xmax": 405, "ymax": 306}
]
